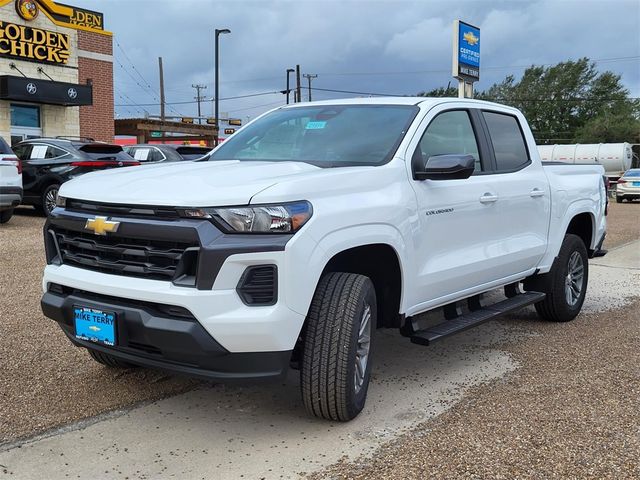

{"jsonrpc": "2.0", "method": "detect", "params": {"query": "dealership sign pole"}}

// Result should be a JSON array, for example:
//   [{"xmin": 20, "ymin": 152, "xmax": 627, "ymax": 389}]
[{"xmin": 452, "ymin": 20, "xmax": 480, "ymax": 98}]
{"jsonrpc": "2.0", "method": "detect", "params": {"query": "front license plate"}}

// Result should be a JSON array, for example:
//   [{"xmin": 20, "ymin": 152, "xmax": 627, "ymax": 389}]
[
  {"xmin": 632, "ymin": 182, "xmax": 640, "ymax": 187},
  {"xmin": 74, "ymin": 306, "xmax": 116, "ymax": 346}
]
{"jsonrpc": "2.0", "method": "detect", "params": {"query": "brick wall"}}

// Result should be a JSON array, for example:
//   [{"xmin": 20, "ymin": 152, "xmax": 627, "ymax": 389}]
[
  {"xmin": 78, "ymin": 30, "xmax": 113, "ymax": 56},
  {"xmin": 77, "ymin": 31, "xmax": 114, "ymax": 143}
]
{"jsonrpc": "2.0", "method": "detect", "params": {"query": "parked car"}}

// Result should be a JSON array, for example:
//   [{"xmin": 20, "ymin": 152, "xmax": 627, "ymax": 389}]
[
  {"xmin": 0, "ymin": 136, "xmax": 22, "ymax": 224},
  {"xmin": 124, "ymin": 144, "xmax": 213, "ymax": 163},
  {"xmin": 615, "ymin": 168, "xmax": 640, "ymax": 203},
  {"xmin": 42, "ymin": 98, "xmax": 607, "ymax": 421},
  {"xmin": 12, "ymin": 137, "xmax": 139, "ymax": 216}
]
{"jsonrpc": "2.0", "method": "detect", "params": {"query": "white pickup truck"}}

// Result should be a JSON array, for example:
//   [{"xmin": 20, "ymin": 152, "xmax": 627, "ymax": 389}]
[{"xmin": 41, "ymin": 98, "xmax": 607, "ymax": 421}]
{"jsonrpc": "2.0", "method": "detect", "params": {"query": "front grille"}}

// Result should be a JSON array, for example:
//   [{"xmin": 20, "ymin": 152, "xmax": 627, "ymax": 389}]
[
  {"xmin": 65, "ymin": 199, "xmax": 180, "ymax": 220},
  {"xmin": 236, "ymin": 265, "xmax": 278, "ymax": 306},
  {"xmin": 52, "ymin": 227, "xmax": 198, "ymax": 282}
]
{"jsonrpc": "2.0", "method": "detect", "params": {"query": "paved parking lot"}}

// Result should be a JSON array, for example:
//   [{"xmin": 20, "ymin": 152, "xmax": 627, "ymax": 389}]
[{"xmin": 0, "ymin": 202, "xmax": 638, "ymax": 478}]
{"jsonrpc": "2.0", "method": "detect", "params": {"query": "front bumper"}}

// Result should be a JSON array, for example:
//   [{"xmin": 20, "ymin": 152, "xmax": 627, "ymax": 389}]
[
  {"xmin": 42, "ymin": 206, "xmax": 309, "ymax": 353},
  {"xmin": 42, "ymin": 286, "xmax": 292, "ymax": 382}
]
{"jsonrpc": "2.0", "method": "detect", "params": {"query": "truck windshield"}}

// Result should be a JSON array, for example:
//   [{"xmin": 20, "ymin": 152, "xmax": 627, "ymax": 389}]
[{"xmin": 207, "ymin": 104, "xmax": 418, "ymax": 167}]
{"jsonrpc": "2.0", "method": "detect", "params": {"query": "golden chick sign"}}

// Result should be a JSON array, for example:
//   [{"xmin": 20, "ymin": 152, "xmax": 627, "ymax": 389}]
[
  {"xmin": 15, "ymin": 0, "xmax": 38, "ymax": 20},
  {"xmin": 0, "ymin": 21, "xmax": 70, "ymax": 64}
]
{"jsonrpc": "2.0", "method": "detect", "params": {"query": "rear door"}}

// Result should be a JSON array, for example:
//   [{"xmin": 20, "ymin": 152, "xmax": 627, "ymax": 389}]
[{"xmin": 478, "ymin": 109, "xmax": 550, "ymax": 275}]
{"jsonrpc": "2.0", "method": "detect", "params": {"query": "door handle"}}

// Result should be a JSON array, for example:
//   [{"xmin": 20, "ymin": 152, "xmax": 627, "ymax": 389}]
[
  {"xmin": 479, "ymin": 193, "xmax": 498, "ymax": 203},
  {"xmin": 530, "ymin": 188, "xmax": 545, "ymax": 198}
]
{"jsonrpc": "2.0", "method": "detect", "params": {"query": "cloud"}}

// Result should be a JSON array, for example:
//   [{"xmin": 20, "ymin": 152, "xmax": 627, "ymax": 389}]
[{"xmin": 82, "ymin": 0, "xmax": 639, "ymax": 120}]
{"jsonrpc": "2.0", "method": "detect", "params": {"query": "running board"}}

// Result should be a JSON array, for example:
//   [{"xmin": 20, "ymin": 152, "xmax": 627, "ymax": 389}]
[{"xmin": 410, "ymin": 291, "xmax": 546, "ymax": 346}]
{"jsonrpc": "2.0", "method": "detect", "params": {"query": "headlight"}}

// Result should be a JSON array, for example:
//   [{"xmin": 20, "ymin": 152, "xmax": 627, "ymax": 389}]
[
  {"xmin": 55, "ymin": 195, "xmax": 66, "ymax": 208},
  {"xmin": 182, "ymin": 201, "xmax": 313, "ymax": 234}
]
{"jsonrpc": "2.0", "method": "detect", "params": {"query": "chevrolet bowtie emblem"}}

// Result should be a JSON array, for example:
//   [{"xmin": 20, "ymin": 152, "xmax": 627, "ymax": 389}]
[
  {"xmin": 463, "ymin": 31, "xmax": 479, "ymax": 46},
  {"xmin": 85, "ymin": 216, "xmax": 120, "ymax": 236}
]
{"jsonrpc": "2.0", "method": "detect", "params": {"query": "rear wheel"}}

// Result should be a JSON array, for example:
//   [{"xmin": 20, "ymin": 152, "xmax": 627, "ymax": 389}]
[
  {"xmin": 41, "ymin": 184, "xmax": 60, "ymax": 216},
  {"xmin": 616, "ymin": 196, "xmax": 623, "ymax": 203},
  {"xmin": 87, "ymin": 349, "xmax": 136, "ymax": 369},
  {"xmin": 301, "ymin": 272, "xmax": 376, "ymax": 421},
  {"xmin": 0, "ymin": 208, "xmax": 13, "ymax": 224},
  {"xmin": 534, "ymin": 234, "xmax": 588, "ymax": 322}
]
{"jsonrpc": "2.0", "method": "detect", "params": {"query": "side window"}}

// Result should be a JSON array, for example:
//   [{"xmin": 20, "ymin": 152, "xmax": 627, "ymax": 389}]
[
  {"xmin": 415, "ymin": 110, "xmax": 482, "ymax": 172},
  {"xmin": 149, "ymin": 148, "xmax": 166, "ymax": 162},
  {"xmin": 483, "ymin": 112, "xmax": 530, "ymax": 172},
  {"xmin": 45, "ymin": 146, "xmax": 71, "ymax": 159}
]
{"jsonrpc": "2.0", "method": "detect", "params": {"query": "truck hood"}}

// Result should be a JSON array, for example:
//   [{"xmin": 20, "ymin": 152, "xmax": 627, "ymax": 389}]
[{"xmin": 59, "ymin": 160, "xmax": 321, "ymax": 206}]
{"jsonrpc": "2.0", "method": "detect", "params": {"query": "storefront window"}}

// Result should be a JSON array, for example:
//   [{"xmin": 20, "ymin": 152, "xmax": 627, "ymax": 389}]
[{"xmin": 10, "ymin": 104, "xmax": 41, "ymax": 128}]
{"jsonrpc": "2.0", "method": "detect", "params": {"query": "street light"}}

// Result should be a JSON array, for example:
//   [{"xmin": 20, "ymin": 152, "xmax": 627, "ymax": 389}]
[
  {"xmin": 286, "ymin": 68, "xmax": 295, "ymax": 104},
  {"xmin": 214, "ymin": 28, "xmax": 231, "ymax": 145}
]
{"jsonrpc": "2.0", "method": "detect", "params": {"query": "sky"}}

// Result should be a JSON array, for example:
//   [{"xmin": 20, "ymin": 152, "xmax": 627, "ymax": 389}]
[{"xmin": 79, "ymin": 0, "xmax": 640, "ymax": 123}]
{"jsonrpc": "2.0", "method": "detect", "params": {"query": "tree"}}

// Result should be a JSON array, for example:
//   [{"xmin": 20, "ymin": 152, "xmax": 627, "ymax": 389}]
[{"xmin": 419, "ymin": 58, "xmax": 640, "ymax": 144}]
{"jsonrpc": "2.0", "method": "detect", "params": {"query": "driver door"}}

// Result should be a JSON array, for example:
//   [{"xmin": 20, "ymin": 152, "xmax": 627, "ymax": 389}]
[{"xmin": 406, "ymin": 107, "xmax": 504, "ymax": 309}]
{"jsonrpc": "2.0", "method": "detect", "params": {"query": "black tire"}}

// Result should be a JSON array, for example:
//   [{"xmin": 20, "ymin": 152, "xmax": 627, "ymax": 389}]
[
  {"xmin": 41, "ymin": 184, "xmax": 60, "ymax": 216},
  {"xmin": 616, "ymin": 196, "xmax": 623, "ymax": 203},
  {"xmin": 0, "ymin": 208, "xmax": 13, "ymax": 224},
  {"xmin": 301, "ymin": 272, "xmax": 376, "ymax": 421},
  {"xmin": 87, "ymin": 349, "xmax": 136, "ymax": 369},
  {"xmin": 534, "ymin": 234, "xmax": 588, "ymax": 322}
]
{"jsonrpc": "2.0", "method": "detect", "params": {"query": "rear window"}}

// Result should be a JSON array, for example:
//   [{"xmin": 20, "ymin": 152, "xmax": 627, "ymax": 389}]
[
  {"xmin": 483, "ymin": 111, "xmax": 530, "ymax": 172},
  {"xmin": 624, "ymin": 170, "xmax": 640, "ymax": 177},
  {"xmin": 78, "ymin": 144, "xmax": 133, "ymax": 161}
]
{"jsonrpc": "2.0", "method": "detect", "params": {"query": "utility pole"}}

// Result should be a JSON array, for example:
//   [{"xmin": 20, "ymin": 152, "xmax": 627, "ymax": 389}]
[
  {"xmin": 303, "ymin": 73, "xmax": 317, "ymax": 101},
  {"xmin": 192, "ymin": 84, "xmax": 207, "ymax": 124},
  {"xmin": 158, "ymin": 57, "xmax": 165, "ymax": 121},
  {"xmin": 295, "ymin": 64, "xmax": 301, "ymax": 103}
]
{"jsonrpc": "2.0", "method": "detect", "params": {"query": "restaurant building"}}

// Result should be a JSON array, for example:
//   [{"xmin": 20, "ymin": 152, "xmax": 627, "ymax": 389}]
[{"xmin": 0, "ymin": 0, "xmax": 113, "ymax": 144}]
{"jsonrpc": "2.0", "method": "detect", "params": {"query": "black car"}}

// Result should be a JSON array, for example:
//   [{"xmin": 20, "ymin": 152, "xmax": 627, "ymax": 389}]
[
  {"xmin": 124, "ymin": 144, "xmax": 213, "ymax": 163},
  {"xmin": 12, "ymin": 137, "xmax": 139, "ymax": 216}
]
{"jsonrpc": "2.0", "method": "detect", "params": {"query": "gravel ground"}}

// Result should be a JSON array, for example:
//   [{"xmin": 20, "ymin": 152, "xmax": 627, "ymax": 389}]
[
  {"xmin": 603, "ymin": 200, "xmax": 640, "ymax": 249},
  {"xmin": 311, "ymin": 298, "xmax": 640, "ymax": 480},
  {"xmin": 0, "ymin": 202, "xmax": 637, "ymax": 447}
]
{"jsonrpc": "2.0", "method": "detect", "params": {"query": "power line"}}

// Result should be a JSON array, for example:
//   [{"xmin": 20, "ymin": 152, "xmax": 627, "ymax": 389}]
[{"xmin": 115, "ymin": 91, "xmax": 281, "ymax": 107}]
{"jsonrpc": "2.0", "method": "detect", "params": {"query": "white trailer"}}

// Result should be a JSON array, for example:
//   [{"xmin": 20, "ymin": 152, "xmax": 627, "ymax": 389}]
[{"xmin": 537, "ymin": 143, "xmax": 633, "ymax": 178}]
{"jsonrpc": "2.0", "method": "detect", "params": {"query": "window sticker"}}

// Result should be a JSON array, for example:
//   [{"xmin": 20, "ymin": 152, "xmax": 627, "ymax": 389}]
[
  {"xmin": 133, "ymin": 148, "xmax": 150, "ymax": 160},
  {"xmin": 305, "ymin": 121, "xmax": 327, "ymax": 130}
]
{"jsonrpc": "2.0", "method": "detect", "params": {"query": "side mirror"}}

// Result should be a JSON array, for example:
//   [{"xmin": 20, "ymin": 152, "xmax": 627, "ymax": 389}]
[{"xmin": 414, "ymin": 154, "xmax": 476, "ymax": 181}]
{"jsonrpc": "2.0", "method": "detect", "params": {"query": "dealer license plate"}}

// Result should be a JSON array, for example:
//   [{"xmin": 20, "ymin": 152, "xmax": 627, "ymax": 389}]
[
  {"xmin": 632, "ymin": 181, "xmax": 640, "ymax": 187},
  {"xmin": 74, "ymin": 306, "xmax": 116, "ymax": 346}
]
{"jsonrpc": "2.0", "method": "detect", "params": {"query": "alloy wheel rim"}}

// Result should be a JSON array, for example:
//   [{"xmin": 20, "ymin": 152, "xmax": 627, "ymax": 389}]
[
  {"xmin": 354, "ymin": 304, "xmax": 372, "ymax": 395},
  {"xmin": 45, "ymin": 188, "xmax": 58, "ymax": 215},
  {"xmin": 565, "ymin": 251, "xmax": 585, "ymax": 306}
]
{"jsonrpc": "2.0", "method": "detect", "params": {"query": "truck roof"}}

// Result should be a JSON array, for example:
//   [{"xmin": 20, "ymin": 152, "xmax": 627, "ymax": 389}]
[{"xmin": 280, "ymin": 96, "xmax": 521, "ymax": 113}]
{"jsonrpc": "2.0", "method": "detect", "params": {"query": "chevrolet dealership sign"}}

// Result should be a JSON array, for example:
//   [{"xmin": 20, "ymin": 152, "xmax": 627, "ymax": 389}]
[{"xmin": 0, "ymin": 20, "xmax": 70, "ymax": 64}]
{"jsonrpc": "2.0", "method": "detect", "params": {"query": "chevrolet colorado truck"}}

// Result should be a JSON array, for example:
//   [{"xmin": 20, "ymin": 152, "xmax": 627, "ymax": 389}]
[{"xmin": 41, "ymin": 98, "xmax": 607, "ymax": 421}]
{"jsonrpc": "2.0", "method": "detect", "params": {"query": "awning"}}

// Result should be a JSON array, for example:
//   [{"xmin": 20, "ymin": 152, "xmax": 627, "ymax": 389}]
[{"xmin": 0, "ymin": 75, "xmax": 92, "ymax": 106}]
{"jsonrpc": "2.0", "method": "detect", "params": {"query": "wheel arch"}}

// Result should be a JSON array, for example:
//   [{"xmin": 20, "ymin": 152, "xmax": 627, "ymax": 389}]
[{"xmin": 321, "ymin": 243, "xmax": 403, "ymax": 328}]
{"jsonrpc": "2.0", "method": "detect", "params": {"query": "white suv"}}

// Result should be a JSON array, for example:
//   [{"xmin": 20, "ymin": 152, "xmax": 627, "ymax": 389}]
[{"xmin": 0, "ymin": 137, "xmax": 22, "ymax": 224}]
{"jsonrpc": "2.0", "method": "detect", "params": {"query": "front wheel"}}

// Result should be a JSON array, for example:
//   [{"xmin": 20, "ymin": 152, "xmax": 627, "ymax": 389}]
[
  {"xmin": 301, "ymin": 272, "xmax": 376, "ymax": 421},
  {"xmin": 87, "ymin": 349, "xmax": 137, "ymax": 369},
  {"xmin": 41, "ymin": 184, "xmax": 60, "ymax": 216},
  {"xmin": 534, "ymin": 234, "xmax": 589, "ymax": 322}
]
